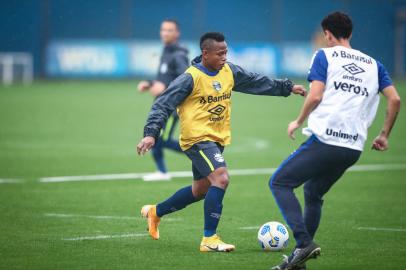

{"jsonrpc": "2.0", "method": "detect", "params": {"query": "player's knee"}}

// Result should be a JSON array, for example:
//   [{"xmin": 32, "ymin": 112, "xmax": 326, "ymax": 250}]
[
  {"xmin": 304, "ymin": 187, "xmax": 323, "ymax": 204},
  {"xmin": 192, "ymin": 185, "xmax": 208, "ymax": 199},
  {"xmin": 192, "ymin": 180, "xmax": 210, "ymax": 199},
  {"xmin": 193, "ymin": 189, "xmax": 207, "ymax": 199},
  {"xmin": 210, "ymin": 168, "xmax": 229, "ymax": 189},
  {"xmin": 218, "ymin": 174, "xmax": 229, "ymax": 188},
  {"xmin": 269, "ymin": 174, "xmax": 283, "ymax": 191}
]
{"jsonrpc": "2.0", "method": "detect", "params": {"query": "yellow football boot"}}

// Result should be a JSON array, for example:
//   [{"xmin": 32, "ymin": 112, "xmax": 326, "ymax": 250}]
[
  {"xmin": 140, "ymin": 205, "xmax": 160, "ymax": 240},
  {"xmin": 200, "ymin": 234, "xmax": 235, "ymax": 252}
]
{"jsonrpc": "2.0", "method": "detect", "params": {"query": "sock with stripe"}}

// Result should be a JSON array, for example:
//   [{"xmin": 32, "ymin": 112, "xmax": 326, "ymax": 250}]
[{"xmin": 204, "ymin": 186, "xmax": 225, "ymax": 237}]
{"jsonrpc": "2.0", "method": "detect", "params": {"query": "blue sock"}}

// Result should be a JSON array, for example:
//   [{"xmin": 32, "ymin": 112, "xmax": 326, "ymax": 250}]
[
  {"xmin": 204, "ymin": 186, "xmax": 225, "ymax": 237},
  {"xmin": 156, "ymin": 186, "xmax": 200, "ymax": 217}
]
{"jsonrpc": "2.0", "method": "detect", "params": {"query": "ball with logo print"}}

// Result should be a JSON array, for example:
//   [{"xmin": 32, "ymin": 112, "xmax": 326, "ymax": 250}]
[{"xmin": 257, "ymin": 221, "xmax": 289, "ymax": 251}]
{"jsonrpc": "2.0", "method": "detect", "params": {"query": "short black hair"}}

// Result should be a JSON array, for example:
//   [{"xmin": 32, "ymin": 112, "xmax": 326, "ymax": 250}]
[
  {"xmin": 162, "ymin": 19, "xmax": 180, "ymax": 30},
  {"xmin": 200, "ymin": 32, "xmax": 226, "ymax": 51},
  {"xmin": 321, "ymin": 11, "xmax": 353, "ymax": 39}
]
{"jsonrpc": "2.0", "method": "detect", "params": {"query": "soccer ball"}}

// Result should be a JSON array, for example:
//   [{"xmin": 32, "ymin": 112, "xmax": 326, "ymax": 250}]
[{"xmin": 258, "ymin": 221, "xmax": 289, "ymax": 251}]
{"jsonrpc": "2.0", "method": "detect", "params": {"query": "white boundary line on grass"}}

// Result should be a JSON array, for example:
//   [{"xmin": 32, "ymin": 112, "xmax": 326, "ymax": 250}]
[
  {"xmin": 0, "ymin": 178, "xmax": 24, "ymax": 184},
  {"xmin": 44, "ymin": 213, "xmax": 181, "ymax": 221},
  {"xmin": 239, "ymin": 226, "xmax": 260, "ymax": 230},
  {"xmin": 62, "ymin": 233, "xmax": 148, "ymax": 241},
  {"xmin": 357, "ymin": 227, "xmax": 406, "ymax": 232},
  {"xmin": 38, "ymin": 163, "xmax": 406, "ymax": 183},
  {"xmin": 239, "ymin": 226, "xmax": 406, "ymax": 233}
]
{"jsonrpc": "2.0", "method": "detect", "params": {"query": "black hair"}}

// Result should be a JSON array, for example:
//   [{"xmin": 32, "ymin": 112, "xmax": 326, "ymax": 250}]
[
  {"xmin": 200, "ymin": 32, "xmax": 226, "ymax": 50},
  {"xmin": 162, "ymin": 19, "xmax": 180, "ymax": 30},
  {"xmin": 321, "ymin": 11, "xmax": 353, "ymax": 39}
]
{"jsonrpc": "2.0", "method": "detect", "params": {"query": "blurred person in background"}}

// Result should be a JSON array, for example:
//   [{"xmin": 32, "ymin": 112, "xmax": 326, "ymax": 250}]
[{"xmin": 138, "ymin": 19, "xmax": 189, "ymax": 181}]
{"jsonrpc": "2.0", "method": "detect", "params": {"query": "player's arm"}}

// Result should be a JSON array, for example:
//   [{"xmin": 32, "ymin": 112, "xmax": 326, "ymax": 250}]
[
  {"xmin": 228, "ymin": 62, "xmax": 306, "ymax": 97},
  {"xmin": 137, "ymin": 73, "xmax": 194, "ymax": 155},
  {"xmin": 138, "ymin": 80, "xmax": 166, "ymax": 97},
  {"xmin": 288, "ymin": 81, "xmax": 325, "ymax": 139},
  {"xmin": 288, "ymin": 49, "xmax": 327, "ymax": 139},
  {"xmin": 371, "ymin": 86, "xmax": 401, "ymax": 151},
  {"xmin": 372, "ymin": 61, "xmax": 401, "ymax": 151},
  {"xmin": 143, "ymin": 51, "xmax": 189, "ymax": 97}
]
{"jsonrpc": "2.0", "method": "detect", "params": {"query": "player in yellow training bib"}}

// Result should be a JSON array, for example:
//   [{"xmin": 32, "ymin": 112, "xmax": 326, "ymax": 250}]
[{"xmin": 137, "ymin": 32, "xmax": 306, "ymax": 252}]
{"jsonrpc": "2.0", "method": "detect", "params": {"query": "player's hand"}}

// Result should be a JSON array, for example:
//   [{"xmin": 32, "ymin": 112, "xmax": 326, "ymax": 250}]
[
  {"xmin": 292, "ymin": 85, "xmax": 307, "ymax": 97},
  {"xmin": 137, "ymin": 81, "xmax": 151, "ymax": 92},
  {"xmin": 371, "ymin": 134, "xmax": 388, "ymax": 151},
  {"xmin": 287, "ymin": 120, "xmax": 302, "ymax": 140},
  {"xmin": 137, "ymin": 136, "xmax": 155, "ymax": 155}
]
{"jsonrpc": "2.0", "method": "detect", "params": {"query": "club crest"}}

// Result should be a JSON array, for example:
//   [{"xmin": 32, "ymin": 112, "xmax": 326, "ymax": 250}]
[{"xmin": 212, "ymin": 81, "xmax": 222, "ymax": 91}]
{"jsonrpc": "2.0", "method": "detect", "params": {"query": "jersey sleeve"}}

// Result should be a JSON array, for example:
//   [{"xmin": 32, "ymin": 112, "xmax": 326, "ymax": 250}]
[
  {"xmin": 377, "ymin": 61, "xmax": 393, "ymax": 92},
  {"xmin": 143, "ymin": 73, "xmax": 193, "ymax": 139},
  {"xmin": 228, "ymin": 62, "xmax": 293, "ymax": 97},
  {"xmin": 307, "ymin": 49, "xmax": 328, "ymax": 83}
]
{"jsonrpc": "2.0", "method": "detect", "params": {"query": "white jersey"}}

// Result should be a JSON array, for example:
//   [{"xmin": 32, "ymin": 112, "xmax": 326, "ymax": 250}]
[{"xmin": 303, "ymin": 45, "xmax": 392, "ymax": 151}]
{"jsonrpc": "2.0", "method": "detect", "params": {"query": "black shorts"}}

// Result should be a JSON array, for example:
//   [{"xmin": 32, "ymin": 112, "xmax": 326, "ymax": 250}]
[{"xmin": 184, "ymin": 141, "xmax": 226, "ymax": 180}]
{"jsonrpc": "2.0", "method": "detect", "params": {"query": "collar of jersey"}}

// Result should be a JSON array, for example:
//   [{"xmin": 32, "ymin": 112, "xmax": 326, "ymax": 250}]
[{"xmin": 195, "ymin": 63, "xmax": 219, "ymax": 76}]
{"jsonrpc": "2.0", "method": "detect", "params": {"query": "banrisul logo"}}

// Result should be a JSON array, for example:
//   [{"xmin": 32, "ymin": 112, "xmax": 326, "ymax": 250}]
[
  {"xmin": 200, "ymin": 93, "xmax": 231, "ymax": 105},
  {"xmin": 212, "ymin": 81, "xmax": 222, "ymax": 91}
]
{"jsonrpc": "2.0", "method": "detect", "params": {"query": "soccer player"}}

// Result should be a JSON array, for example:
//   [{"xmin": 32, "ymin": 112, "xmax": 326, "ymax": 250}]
[
  {"xmin": 137, "ymin": 19, "xmax": 189, "ymax": 181},
  {"xmin": 270, "ymin": 12, "xmax": 401, "ymax": 270},
  {"xmin": 137, "ymin": 32, "xmax": 307, "ymax": 252}
]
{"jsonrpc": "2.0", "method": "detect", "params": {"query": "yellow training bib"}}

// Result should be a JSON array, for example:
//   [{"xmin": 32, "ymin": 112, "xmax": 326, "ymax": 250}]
[{"xmin": 177, "ymin": 63, "xmax": 234, "ymax": 150}]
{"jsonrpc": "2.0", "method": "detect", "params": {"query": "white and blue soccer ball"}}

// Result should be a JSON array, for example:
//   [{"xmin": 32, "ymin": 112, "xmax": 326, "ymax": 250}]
[{"xmin": 257, "ymin": 221, "xmax": 289, "ymax": 251}]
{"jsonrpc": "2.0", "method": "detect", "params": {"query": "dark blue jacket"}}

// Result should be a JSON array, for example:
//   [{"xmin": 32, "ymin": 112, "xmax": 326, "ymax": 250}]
[{"xmin": 144, "ymin": 56, "xmax": 294, "ymax": 140}]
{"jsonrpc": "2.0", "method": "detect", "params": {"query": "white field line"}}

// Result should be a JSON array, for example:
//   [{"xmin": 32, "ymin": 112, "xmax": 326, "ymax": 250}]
[
  {"xmin": 0, "ymin": 178, "xmax": 24, "ymax": 184},
  {"xmin": 239, "ymin": 226, "xmax": 406, "ymax": 233},
  {"xmin": 38, "ymin": 163, "xmax": 406, "ymax": 183},
  {"xmin": 44, "ymin": 213, "xmax": 181, "ymax": 222},
  {"xmin": 62, "ymin": 233, "xmax": 148, "ymax": 241},
  {"xmin": 239, "ymin": 226, "xmax": 260, "ymax": 230},
  {"xmin": 357, "ymin": 227, "xmax": 406, "ymax": 232}
]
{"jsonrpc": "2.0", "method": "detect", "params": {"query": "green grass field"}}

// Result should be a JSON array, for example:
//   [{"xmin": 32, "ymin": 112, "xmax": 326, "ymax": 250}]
[{"xmin": 0, "ymin": 80, "xmax": 405, "ymax": 270}]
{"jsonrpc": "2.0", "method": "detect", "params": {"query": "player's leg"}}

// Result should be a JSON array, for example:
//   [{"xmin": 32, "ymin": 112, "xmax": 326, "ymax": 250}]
[
  {"xmin": 141, "ymin": 152, "xmax": 208, "ymax": 240},
  {"xmin": 143, "ymin": 137, "xmax": 171, "ymax": 181},
  {"xmin": 184, "ymin": 141, "xmax": 234, "ymax": 252},
  {"xmin": 204, "ymin": 166, "xmax": 229, "ymax": 238},
  {"xmin": 269, "ymin": 136, "xmax": 324, "ymax": 248},
  {"xmin": 161, "ymin": 114, "xmax": 182, "ymax": 153},
  {"xmin": 304, "ymin": 147, "xmax": 361, "ymax": 239},
  {"xmin": 144, "ymin": 115, "xmax": 179, "ymax": 181},
  {"xmin": 269, "ymin": 136, "xmax": 325, "ymax": 269}
]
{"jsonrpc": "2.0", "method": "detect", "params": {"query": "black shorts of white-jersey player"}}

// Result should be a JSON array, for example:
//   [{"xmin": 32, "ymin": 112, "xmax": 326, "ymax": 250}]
[
  {"xmin": 270, "ymin": 12, "xmax": 401, "ymax": 270},
  {"xmin": 137, "ymin": 19, "xmax": 189, "ymax": 181},
  {"xmin": 137, "ymin": 32, "xmax": 307, "ymax": 252}
]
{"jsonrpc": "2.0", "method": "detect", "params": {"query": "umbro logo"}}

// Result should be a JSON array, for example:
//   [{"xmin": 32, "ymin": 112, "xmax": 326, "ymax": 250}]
[
  {"xmin": 332, "ymin": 51, "xmax": 338, "ymax": 57},
  {"xmin": 342, "ymin": 63, "xmax": 365, "ymax": 75},
  {"xmin": 208, "ymin": 104, "xmax": 225, "ymax": 116}
]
